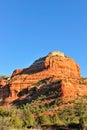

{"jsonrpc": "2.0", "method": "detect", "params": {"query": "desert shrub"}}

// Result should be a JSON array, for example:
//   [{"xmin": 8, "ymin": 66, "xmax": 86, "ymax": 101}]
[
  {"xmin": 52, "ymin": 113, "xmax": 64, "ymax": 125},
  {"xmin": 0, "ymin": 75, "xmax": 9, "ymax": 80},
  {"xmin": 0, "ymin": 117, "xmax": 10, "ymax": 130},
  {"xmin": 37, "ymin": 115, "xmax": 51, "ymax": 126},
  {"xmin": 22, "ymin": 108, "xmax": 35, "ymax": 127},
  {"xmin": 0, "ymin": 96, "xmax": 87, "ymax": 129},
  {"xmin": 0, "ymin": 107, "xmax": 11, "ymax": 117},
  {"xmin": 9, "ymin": 117, "xmax": 23, "ymax": 128}
]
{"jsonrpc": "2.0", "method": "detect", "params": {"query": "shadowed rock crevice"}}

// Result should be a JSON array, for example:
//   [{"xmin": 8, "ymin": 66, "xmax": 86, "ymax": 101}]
[
  {"xmin": 11, "ymin": 79, "xmax": 63, "ymax": 106},
  {"xmin": 12, "ymin": 56, "xmax": 47, "ymax": 76}
]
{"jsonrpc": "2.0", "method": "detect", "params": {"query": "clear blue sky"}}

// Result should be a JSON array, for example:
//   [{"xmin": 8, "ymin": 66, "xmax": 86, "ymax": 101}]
[{"xmin": 0, "ymin": 0, "xmax": 87, "ymax": 76}]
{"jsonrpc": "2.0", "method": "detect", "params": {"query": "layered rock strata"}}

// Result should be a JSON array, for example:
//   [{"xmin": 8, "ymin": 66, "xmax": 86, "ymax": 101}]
[{"xmin": 0, "ymin": 51, "xmax": 87, "ymax": 106}]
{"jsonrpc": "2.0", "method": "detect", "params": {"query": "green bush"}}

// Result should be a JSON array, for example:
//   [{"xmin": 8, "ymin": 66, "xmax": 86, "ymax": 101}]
[
  {"xmin": 22, "ymin": 109, "xmax": 35, "ymax": 127},
  {"xmin": 0, "ymin": 117, "xmax": 10, "ymax": 130},
  {"xmin": 0, "ymin": 96, "xmax": 87, "ymax": 129},
  {"xmin": 37, "ymin": 115, "xmax": 51, "ymax": 125},
  {"xmin": 52, "ymin": 113, "xmax": 64, "ymax": 125},
  {"xmin": 9, "ymin": 117, "xmax": 23, "ymax": 128}
]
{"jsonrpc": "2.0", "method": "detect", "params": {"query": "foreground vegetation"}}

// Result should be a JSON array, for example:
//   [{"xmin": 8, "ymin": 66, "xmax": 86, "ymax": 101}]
[{"xmin": 0, "ymin": 96, "xmax": 87, "ymax": 130}]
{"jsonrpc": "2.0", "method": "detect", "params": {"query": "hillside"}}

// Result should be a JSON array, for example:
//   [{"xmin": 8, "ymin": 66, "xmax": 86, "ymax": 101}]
[
  {"xmin": 0, "ymin": 51, "xmax": 87, "ymax": 106},
  {"xmin": 0, "ymin": 51, "xmax": 87, "ymax": 129}
]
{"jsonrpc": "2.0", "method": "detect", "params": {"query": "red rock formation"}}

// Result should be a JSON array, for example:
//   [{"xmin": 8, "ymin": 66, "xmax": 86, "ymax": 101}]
[
  {"xmin": 0, "ymin": 51, "xmax": 87, "ymax": 106},
  {"xmin": 45, "ymin": 55, "xmax": 80, "ymax": 78},
  {"xmin": 12, "ymin": 68, "xmax": 23, "ymax": 77}
]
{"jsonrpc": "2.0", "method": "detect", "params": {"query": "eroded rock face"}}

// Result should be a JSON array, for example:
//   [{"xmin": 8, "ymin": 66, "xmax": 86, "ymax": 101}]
[
  {"xmin": 45, "ymin": 55, "xmax": 80, "ymax": 78},
  {"xmin": 12, "ymin": 68, "xmax": 23, "ymax": 77},
  {"xmin": 11, "ymin": 52, "xmax": 80, "ymax": 78},
  {"xmin": 0, "ymin": 51, "xmax": 87, "ymax": 106}
]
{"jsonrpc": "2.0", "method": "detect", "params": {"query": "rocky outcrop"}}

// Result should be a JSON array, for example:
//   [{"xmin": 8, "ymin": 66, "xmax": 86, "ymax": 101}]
[
  {"xmin": 0, "ymin": 51, "xmax": 87, "ymax": 106},
  {"xmin": 12, "ymin": 68, "xmax": 23, "ymax": 77},
  {"xmin": 45, "ymin": 55, "xmax": 80, "ymax": 78},
  {"xmin": 48, "ymin": 51, "xmax": 64, "ymax": 57},
  {"xmin": 11, "ymin": 51, "xmax": 80, "ymax": 78}
]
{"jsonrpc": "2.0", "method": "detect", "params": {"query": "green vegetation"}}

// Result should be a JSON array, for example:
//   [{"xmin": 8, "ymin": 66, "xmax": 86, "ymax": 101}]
[
  {"xmin": 0, "ymin": 75, "xmax": 10, "ymax": 80},
  {"xmin": 0, "ymin": 96, "xmax": 87, "ymax": 129},
  {"xmin": 79, "ymin": 77, "xmax": 87, "ymax": 85}
]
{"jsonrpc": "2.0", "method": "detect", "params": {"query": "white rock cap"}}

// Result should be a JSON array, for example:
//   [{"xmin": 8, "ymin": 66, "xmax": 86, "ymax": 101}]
[{"xmin": 48, "ymin": 50, "xmax": 64, "ymax": 57}]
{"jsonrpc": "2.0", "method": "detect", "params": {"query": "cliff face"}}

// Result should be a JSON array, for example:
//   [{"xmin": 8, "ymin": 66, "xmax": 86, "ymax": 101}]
[
  {"xmin": 0, "ymin": 51, "xmax": 87, "ymax": 106},
  {"xmin": 12, "ymin": 51, "xmax": 80, "ymax": 78}
]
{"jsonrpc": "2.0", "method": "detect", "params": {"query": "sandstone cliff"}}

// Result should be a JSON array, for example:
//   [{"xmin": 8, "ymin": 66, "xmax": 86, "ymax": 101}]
[{"xmin": 0, "ymin": 51, "xmax": 87, "ymax": 106}]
